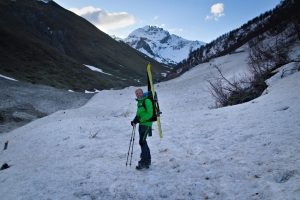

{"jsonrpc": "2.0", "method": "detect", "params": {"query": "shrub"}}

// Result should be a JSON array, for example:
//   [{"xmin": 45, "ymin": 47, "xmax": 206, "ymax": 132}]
[{"xmin": 208, "ymin": 28, "xmax": 295, "ymax": 107}]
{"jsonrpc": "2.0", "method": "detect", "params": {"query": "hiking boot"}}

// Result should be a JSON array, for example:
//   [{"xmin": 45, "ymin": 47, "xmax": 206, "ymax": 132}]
[
  {"xmin": 136, "ymin": 162, "xmax": 149, "ymax": 170},
  {"xmin": 138, "ymin": 160, "xmax": 151, "ymax": 166},
  {"xmin": 145, "ymin": 160, "xmax": 151, "ymax": 166}
]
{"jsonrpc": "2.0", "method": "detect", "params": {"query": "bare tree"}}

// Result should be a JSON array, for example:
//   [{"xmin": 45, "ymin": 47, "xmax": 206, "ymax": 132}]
[
  {"xmin": 208, "ymin": 65, "xmax": 248, "ymax": 107},
  {"xmin": 209, "ymin": 22, "xmax": 299, "ymax": 108},
  {"xmin": 248, "ymin": 30, "xmax": 293, "ymax": 79}
]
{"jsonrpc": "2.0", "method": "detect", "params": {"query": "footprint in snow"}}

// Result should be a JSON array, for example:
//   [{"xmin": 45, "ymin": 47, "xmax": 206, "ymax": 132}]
[
  {"xmin": 171, "ymin": 163, "xmax": 180, "ymax": 169},
  {"xmin": 275, "ymin": 106, "xmax": 289, "ymax": 111},
  {"xmin": 63, "ymin": 136, "xmax": 70, "ymax": 141},
  {"xmin": 274, "ymin": 170, "xmax": 297, "ymax": 183},
  {"xmin": 159, "ymin": 148, "xmax": 168, "ymax": 153}
]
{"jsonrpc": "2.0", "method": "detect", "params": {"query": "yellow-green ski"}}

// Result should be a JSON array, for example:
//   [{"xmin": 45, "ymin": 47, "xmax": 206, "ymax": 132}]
[{"xmin": 147, "ymin": 63, "xmax": 163, "ymax": 139}]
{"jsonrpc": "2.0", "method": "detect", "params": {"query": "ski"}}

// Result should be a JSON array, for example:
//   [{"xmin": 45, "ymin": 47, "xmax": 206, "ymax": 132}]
[{"xmin": 147, "ymin": 63, "xmax": 163, "ymax": 139}]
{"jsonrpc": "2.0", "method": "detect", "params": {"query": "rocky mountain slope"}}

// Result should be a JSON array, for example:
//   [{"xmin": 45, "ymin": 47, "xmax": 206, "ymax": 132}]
[
  {"xmin": 0, "ymin": 77, "xmax": 93, "ymax": 133},
  {"xmin": 0, "ymin": 0, "xmax": 168, "ymax": 92}
]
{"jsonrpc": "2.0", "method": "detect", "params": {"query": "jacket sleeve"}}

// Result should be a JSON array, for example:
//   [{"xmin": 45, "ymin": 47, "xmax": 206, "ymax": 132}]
[{"xmin": 139, "ymin": 99, "xmax": 153, "ymax": 123}]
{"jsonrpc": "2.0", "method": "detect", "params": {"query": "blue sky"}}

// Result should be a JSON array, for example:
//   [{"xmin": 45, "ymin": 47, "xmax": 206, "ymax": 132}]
[{"xmin": 54, "ymin": 0, "xmax": 281, "ymax": 43}]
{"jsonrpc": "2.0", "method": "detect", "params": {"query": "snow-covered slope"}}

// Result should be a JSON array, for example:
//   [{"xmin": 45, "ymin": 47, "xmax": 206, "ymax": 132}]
[
  {"xmin": 124, "ymin": 26, "xmax": 205, "ymax": 65},
  {"xmin": 0, "ymin": 45, "xmax": 299, "ymax": 199}
]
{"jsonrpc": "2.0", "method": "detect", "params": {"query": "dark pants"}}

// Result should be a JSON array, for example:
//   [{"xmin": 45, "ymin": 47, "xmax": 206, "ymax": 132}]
[{"xmin": 139, "ymin": 125, "xmax": 151, "ymax": 164}]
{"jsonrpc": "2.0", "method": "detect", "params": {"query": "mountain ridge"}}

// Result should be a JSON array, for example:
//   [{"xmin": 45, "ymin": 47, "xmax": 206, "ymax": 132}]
[
  {"xmin": 0, "ymin": 0, "xmax": 168, "ymax": 92},
  {"xmin": 124, "ymin": 25, "xmax": 205, "ymax": 65},
  {"xmin": 171, "ymin": 0, "xmax": 300, "ymax": 78}
]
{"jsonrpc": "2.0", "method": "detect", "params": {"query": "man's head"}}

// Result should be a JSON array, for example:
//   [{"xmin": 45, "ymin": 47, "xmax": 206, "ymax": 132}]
[{"xmin": 135, "ymin": 88, "xmax": 143, "ymax": 99}]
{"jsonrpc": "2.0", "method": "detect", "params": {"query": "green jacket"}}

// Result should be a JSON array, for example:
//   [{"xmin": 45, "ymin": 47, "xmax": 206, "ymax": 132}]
[{"xmin": 135, "ymin": 96, "xmax": 153, "ymax": 127}]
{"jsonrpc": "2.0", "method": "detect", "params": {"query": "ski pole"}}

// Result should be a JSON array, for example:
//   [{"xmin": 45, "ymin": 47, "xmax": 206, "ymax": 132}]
[
  {"xmin": 129, "ymin": 125, "xmax": 136, "ymax": 166},
  {"xmin": 126, "ymin": 126, "xmax": 135, "ymax": 166}
]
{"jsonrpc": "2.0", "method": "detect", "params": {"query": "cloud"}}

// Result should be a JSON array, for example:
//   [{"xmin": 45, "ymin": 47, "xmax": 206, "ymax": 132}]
[
  {"xmin": 153, "ymin": 16, "xmax": 159, "ymax": 21},
  {"xmin": 211, "ymin": 3, "xmax": 224, "ymax": 17},
  {"xmin": 205, "ymin": 3, "xmax": 225, "ymax": 21},
  {"xmin": 69, "ymin": 6, "xmax": 135, "ymax": 32}
]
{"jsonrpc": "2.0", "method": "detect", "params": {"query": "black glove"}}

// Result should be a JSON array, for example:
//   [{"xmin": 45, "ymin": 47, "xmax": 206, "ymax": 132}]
[
  {"xmin": 131, "ymin": 117, "xmax": 140, "ymax": 126},
  {"xmin": 131, "ymin": 121, "xmax": 135, "ymax": 126}
]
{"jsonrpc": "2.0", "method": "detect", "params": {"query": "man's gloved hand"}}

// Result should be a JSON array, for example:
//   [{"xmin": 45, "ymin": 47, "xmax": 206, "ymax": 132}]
[
  {"xmin": 131, "ymin": 117, "xmax": 140, "ymax": 126},
  {"xmin": 131, "ymin": 121, "xmax": 136, "ymax": 126}
]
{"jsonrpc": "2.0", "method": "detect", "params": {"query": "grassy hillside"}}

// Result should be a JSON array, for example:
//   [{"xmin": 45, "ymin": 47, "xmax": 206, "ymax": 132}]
[{"xmin": 0, "ymin": 0, "xmax": 169, "ymax": 91}]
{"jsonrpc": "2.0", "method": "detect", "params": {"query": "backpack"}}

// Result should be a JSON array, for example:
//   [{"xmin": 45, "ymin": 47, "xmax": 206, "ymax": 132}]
[{"xmin": 142, "ymin": 91, "xmax": 161, "ymax": 122}]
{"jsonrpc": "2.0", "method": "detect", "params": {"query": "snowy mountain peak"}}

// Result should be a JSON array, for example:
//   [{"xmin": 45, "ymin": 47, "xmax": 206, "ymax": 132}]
[
  {"xmin": 124, "ymin": 26, "xmax": 205, "ymax": 65},
  {"xmin": 127, "ymin": 26, "xmax": 170, "ymax": 41}
]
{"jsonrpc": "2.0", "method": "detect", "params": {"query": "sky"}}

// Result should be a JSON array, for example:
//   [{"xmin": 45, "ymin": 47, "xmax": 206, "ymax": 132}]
[{"xmin": 54, "ymin": 0, "xmax": 281, "ymax": 42}]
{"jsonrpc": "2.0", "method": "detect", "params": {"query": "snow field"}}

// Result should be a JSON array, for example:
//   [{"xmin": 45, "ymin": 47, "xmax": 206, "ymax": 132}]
[{"xmin": 0, "ymin": 46, "xmax": 299, "ymax": 199}]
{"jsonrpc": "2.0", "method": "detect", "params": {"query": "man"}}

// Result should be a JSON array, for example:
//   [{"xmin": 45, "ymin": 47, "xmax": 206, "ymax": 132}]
[{"xmin": 131, "ymin": 88, "xmax": 153, "ymax": 170}]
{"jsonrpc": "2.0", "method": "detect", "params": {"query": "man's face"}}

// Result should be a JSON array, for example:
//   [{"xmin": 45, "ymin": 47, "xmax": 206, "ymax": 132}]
[{"xmin": 135, "ymin": 89, "xmax": 143, "ymax": 99}]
